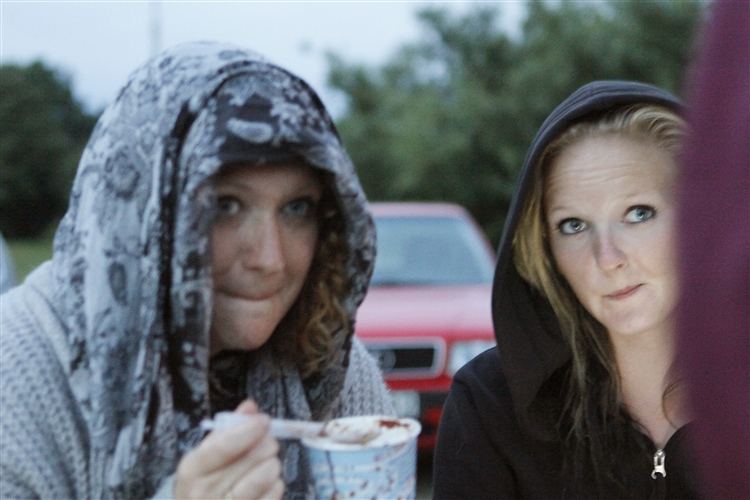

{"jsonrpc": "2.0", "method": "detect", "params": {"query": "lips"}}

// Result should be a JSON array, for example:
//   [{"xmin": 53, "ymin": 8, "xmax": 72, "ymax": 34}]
[
  {"xmin": 605, "ymin": 284, "xmax": 642, "ymax": 300},
  {"xmin": 215, "ymin": 288, "xmax": 279, "ymax": 302}
]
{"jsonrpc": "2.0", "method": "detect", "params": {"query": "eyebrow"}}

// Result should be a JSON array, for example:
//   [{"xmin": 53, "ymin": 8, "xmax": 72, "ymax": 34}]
[{"xmin": 214, "ymin": 174, "xmax": 323, "ymax": 197}]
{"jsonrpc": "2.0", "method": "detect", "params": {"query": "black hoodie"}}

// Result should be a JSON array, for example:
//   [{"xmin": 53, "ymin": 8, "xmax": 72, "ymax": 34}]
[{"xmin": 433, "ymin": 81, "xmax": 701, "ymax": 499}]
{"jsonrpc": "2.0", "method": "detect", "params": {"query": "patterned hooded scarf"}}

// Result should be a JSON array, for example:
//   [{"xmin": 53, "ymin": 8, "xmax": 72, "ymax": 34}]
[{"xmin": 50, "ymin": 41, "xmax": 376, "ymax": 498}]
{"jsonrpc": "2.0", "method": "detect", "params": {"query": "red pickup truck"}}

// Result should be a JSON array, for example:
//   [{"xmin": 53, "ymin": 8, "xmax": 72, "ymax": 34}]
[{"xmin": 355, "ymin": 202, "xmax": 496, "ymax": 450}]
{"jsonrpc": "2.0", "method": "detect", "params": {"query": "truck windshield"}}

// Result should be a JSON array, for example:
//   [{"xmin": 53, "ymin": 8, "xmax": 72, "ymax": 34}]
[{"xmin": 371, "ymin": 216, "xmax": 495, "ymax": 286}]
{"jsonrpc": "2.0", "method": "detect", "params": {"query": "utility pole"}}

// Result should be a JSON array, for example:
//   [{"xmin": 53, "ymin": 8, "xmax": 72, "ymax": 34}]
[{"xmin": 149, "ymin": 0, "xmax": 162, "ymax": 58}]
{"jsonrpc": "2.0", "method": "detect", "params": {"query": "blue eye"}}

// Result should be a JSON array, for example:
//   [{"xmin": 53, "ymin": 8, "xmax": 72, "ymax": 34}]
[
  {"xmin": 282, "ymin": 198, "xmax": 316, "ymax": 219},
  {"xmin": 558, "ymin": 218, "xmax": 587, "ymax": 235},
  {"xmin": 216, "ymin": 196, "xmax": 241, "ymax": 218},
  {"xmin": 625, "ymin": 205, "xmax": 655, "ymax": 223}
]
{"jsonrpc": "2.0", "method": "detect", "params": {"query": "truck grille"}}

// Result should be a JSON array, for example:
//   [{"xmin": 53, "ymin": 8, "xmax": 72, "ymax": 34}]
[{"xmin": 364, "ymin": 339, "xmax": 445, "ymax": 377}]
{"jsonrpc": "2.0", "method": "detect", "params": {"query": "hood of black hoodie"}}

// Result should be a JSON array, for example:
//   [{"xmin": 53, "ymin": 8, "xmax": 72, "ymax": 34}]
[{"xmin": 491, "ymin": 80, "xmax": 683, "ymax": 435}]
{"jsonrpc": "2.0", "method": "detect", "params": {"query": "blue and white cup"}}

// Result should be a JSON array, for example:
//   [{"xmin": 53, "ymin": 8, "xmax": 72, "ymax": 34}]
[{"xmin": 302, "ymin": 416, "xmax": 422, "ymax": 500}]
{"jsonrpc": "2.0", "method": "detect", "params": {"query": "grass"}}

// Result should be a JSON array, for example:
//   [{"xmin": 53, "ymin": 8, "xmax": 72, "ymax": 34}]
[{"xmin": 6, "ymin": 225, "xmax": 57, "ymax": 283}]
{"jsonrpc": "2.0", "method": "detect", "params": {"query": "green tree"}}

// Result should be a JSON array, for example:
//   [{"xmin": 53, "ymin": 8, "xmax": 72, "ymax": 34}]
[
  {"xmin": 0, "ymin": 61, "xmax": 97, "ymax": 237},
  {"xmin": 329, "ymin": 0, "xmax": 702, "ymax": 244}
]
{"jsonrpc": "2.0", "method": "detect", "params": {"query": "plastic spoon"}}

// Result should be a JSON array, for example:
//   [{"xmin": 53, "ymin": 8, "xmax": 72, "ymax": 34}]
[{"xmin": 200, "ymin": 412, "xmax": 382, "ymax": 444}]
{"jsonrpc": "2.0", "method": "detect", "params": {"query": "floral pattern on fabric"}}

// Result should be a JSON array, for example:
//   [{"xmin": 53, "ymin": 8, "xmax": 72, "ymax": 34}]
[{"xmin": 50, "ymin": 41, "xmax": 376, "ymax": 498}]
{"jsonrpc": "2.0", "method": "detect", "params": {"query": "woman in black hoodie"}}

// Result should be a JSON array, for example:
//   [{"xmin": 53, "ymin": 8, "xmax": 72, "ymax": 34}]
[{"xmin": 433, "ymin": 81, "xmax": 700, "ymax": 499}]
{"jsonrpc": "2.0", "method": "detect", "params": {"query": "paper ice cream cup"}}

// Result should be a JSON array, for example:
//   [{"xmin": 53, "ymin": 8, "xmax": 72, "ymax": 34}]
[{"xmin": 302, "ymin": 415, "xmax": 421, "ymax": 500}]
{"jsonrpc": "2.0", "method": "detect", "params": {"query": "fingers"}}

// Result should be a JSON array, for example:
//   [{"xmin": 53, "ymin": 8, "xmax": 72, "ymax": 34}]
[
  {"xmin": 263, "ymin": 478, "xmax": 286, "ymax": 500},
  {"xmin": 228, "ymin": 453, "xmax": 284, "ymax": 500},
  {"xmin": 201, "ymin": 414, "xmax": 272, "ymax": 469},
  {"xmin": 174, "ymin": 401, "xmax": 285, "ymax": 499},
  {"xmin": 177, "ymin": 413, "xmax": 272, "ymax": 486},
  {"xmin": 175, "ymin": 431, "xmax": 282, "ymax": 499},
  {"xmin": 222, "ymin": 431, "xmax": 280, "ymax": 484},
  {"xmin": 235, "ymin": 400, "xmax": 258, "ymax": 416}
]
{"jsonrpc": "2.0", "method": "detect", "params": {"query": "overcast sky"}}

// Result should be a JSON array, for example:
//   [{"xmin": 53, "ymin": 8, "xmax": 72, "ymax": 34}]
[{"xmin": 1, "ymin": 1, "xmax": 525, "ymax": 116}]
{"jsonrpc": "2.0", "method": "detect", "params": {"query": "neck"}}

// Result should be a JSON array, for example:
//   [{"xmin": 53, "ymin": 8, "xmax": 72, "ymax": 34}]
[{"xmin": 610, "ymin": 325, "xmax": 685, "ymax": 448}]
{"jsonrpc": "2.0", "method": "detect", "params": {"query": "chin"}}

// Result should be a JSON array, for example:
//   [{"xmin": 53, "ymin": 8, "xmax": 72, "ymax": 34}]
[
  {"xmin": 604, "ymin": 317, "xmax": 667, "ymax": 338},
  {"xmin": 238, "ymin": 325, "xmax": 276, "ymax": 351},
  {"xmin": 212, "ymin": 320, "xmax": 277, "ymax": 353}
]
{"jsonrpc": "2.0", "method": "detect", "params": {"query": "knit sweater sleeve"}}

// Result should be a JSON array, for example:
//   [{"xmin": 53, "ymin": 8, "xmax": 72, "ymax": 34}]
[
  {"xmin": 336, "ymin": 337, "xmax": 395, "ymax": 417},
  {"xmin": 0, "ymin": 272, "xmax": 91, "ymax": 499}
]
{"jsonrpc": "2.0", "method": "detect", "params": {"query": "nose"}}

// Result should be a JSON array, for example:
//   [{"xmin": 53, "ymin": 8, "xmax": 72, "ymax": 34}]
[
  {"xmin": 240, "ymin": 213, "xmax": 285, "ymax": 274},
  {"xmin": 593, "ymin": 228, "xmax": 627, "ymax": 272}
]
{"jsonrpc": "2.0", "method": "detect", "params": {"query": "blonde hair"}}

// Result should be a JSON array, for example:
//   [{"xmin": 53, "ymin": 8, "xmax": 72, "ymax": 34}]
[{"xmin": 513, "ymin": 103, "xmax": 685, "ymax": 480}]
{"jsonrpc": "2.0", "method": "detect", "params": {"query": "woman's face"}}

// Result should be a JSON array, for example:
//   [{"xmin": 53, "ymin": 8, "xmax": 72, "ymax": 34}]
[
  {"xmin": 544, "ymin": 134, "xmax": 678, "ymax": 342},
  {"xmin": 210, "ymin": 162, "xmax": 322, "ymax": 355}
]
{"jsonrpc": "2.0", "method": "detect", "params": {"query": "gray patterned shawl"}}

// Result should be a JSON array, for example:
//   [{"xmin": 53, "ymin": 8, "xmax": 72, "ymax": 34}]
[{"xmin": 50, "ymin": 41, "xmax": 376, "ymax": 498}]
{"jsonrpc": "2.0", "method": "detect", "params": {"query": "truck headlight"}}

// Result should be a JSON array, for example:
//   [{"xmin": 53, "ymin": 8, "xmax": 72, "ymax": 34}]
[{"xmin": 447, "ymin": 340, "xmax": 496, "ymax": 375}]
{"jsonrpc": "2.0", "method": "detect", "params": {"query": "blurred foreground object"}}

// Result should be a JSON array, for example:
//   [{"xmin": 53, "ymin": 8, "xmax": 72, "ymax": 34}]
[
  {"xmin": 678, "ymin": 1, "xmax": 750, "ymax": 498},
  {"xmin": 0, "ymin": 233, "xmax": 17, "ymax": 293}
]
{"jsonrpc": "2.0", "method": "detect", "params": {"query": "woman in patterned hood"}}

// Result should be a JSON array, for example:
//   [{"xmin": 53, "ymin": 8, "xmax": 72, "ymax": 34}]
[{"xmin": 0, "ymin": 42, "xmax": 393, "ymax": 499}]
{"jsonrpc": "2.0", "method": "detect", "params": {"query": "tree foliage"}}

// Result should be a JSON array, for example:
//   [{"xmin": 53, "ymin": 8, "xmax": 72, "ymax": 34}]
[
  {"xmin": 328, "ymin": 0, "xmax": 703, "ymax": 244},
  {"xmin": 0, "ymin": 61, "xmax": 97, "ymax": 237}
]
